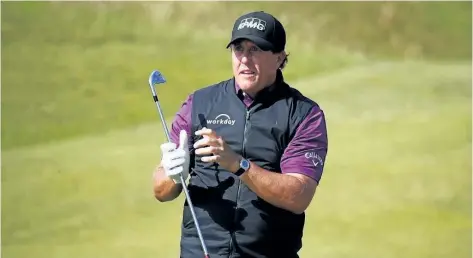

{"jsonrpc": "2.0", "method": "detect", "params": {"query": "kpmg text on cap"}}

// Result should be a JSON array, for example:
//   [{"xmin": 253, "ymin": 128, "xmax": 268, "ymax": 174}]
[{"xmin": 238, "ymin": 17, "xmax": 267, "ymax": 31}]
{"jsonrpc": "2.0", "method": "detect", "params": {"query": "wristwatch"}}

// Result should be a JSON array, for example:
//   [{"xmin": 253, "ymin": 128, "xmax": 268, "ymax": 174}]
[{"xmin": 235, "ymin": 158, "xmax": 250, "ymax": 176}]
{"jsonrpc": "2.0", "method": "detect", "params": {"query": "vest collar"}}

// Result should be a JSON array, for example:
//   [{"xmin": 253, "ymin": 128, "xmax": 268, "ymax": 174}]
[{"xmin": 234, "ymin": 70, "xmax": 286, "ymax": 103}]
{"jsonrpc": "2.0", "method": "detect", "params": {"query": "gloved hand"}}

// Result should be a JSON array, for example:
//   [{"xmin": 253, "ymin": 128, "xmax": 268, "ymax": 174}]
[{"xmin": 160, "ymin": 130, "xmax": 190, "ymax": 184}]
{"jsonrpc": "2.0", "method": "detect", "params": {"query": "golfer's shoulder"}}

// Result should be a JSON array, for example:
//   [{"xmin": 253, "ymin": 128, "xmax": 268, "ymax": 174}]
[
  {"xmin": 283, "ymin": 85, "xmax": 327, "ymax": 137},
  {"xmin": 284, "ymin": 83, "xmax": 323, "ymax": 114}
]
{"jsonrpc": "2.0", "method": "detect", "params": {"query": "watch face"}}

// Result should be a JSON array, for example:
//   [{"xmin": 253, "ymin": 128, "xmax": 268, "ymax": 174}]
[{"xmin": 240, "ymin": 159, "xmax": 250, "ymax": 170}]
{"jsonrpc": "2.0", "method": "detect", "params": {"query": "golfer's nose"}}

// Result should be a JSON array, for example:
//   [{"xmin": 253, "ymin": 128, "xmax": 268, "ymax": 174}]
[{"xmin": 241, "ymin": 55, "xmax": 249, "ymax": 64}]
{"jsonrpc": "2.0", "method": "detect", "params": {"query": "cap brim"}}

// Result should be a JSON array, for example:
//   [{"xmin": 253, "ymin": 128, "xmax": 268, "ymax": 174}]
[{"xmin": 226, "ymin": 35, "xmax": 274, "ymax": 51}]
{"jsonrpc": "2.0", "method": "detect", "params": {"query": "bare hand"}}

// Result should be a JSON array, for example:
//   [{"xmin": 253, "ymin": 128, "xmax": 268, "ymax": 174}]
[{"xmin": 193, "ymin": 127, "xmax": 241, "ymax": 172}]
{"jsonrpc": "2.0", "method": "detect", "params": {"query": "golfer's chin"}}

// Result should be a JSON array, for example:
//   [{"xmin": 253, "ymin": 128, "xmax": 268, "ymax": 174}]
[{"xmin": 236, "ymin": 75, "xmax": 260, "ymax": 93}]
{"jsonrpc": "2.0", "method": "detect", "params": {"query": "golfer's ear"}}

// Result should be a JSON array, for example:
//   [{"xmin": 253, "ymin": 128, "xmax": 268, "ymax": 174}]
[{"xmin": 276, "ymin": 52, "xmax": 284, "ymax": 66}]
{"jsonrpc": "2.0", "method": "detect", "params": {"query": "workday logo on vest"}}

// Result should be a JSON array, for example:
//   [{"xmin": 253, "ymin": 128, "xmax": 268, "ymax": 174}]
[
  {"xmin": 207, "ymin": 114, "xmax": 236, "ymax": 126},
  {"xmin": 237, "ymin": 17, "xmax": 266, "ymax": 31}
]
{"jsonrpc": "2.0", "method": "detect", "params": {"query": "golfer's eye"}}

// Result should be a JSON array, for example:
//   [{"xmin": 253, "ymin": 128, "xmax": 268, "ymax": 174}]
[
  {"xmin": 233, "ymin": 45, "xmax": 244, "ymax": 52},
  {"xmin": 249, "ymin": 46, "xmax": 260, "ymax": 52}
]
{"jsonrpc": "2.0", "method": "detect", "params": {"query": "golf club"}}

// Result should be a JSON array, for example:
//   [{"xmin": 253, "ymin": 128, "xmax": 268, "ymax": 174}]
[{"xmin": 148, "ymin": 70, "xmax": 210, "ymax": 258}]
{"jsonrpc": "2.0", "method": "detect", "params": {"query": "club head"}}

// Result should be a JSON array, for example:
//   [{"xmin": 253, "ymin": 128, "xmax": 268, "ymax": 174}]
[{"xmin": 148, "ymin": 70, "xmax": 166, "ymax": 87}]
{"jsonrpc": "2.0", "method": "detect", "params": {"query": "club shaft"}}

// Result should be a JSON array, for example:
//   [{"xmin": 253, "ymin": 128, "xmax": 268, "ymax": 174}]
[
  {"xmin": 153, "ymin": 98, "xmax": 171, "ymax": 141},
  {"xmin": 151, "ymin": 94, "xmax": 209, "ymax": 257},
  {"xmin": 179, "ymin": 173, "xmax": 209, "ymax": 257}
]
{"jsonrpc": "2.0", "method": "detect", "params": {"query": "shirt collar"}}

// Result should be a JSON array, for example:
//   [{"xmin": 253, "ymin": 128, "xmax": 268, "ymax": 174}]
[{"xmin": 234, "ymin": 70, "xmax": 284, "ymax": 102}]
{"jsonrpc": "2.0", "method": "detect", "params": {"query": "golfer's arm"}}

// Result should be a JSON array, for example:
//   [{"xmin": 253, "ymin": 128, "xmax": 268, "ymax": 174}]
[
  {"xmin": 153, "ymin": 164, "xmax": 183, "ymax": 202},
  {"xmin": 240, "ymin": 107, "xmax": 327, "ymax": 213},
  {"xmin": 153, "ymin": 94, "xmax": 192, "ymax": 202},
  {"xmin": 239, "ymin": 163, "xmax": 317, "ymax": 214}
]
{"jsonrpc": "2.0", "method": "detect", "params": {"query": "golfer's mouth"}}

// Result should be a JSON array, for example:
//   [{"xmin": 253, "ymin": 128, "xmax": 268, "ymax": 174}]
[{"xmin": 240, "ymin": 70, "xmax": 256, "ymax": 75}]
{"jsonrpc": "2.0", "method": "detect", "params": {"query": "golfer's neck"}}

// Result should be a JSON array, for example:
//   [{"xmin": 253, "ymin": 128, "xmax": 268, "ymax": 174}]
[{"xmin": 245, "ymin": 76, "xmax": 277, "ymax": 99}]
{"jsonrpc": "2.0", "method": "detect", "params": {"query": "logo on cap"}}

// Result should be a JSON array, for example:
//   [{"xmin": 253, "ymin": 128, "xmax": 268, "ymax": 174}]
[{"xmin": 237, "ymin": 17, "xmax": 266, "ymax": 31}]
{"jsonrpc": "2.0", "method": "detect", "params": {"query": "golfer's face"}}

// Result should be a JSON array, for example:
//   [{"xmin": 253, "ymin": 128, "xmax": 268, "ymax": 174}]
[{"xmin": 231, "ymin": 40, "xmax": 280, "ymax": 94}]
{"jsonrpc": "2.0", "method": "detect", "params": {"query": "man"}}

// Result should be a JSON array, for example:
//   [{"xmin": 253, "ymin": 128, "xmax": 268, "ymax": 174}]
[{"xmin": 153, "ymin": 11, "xmax": 328, "ymax": 258}]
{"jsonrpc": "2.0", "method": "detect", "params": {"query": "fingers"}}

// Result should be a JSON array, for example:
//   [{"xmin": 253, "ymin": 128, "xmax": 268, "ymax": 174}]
[
  {"xmin": 195, "ymin": 127, "xmax": 217, "ymax": 138},
  {"xmin": 164, "ymin": 157, "xmax": 186, "ymax": 171},
  {"xmin": 193, "ymin": 127, "xmax": 229, "ymax": 164},
  {"xmin": 194, "ymin": 136, "xmax": 222, "ymax": 149},
  {"xmin": 166, "ymin": 166, "xmax": 184, "ymax": 176},
  {"xmin": 201, "ymin": 155, "xmax": 219, "ymax": 163},
  {"xmin": 194, "ymin": 146, "xmax": 223, "ymax": 156},
  {"xmin": 165, "ymin": 149, "xmax": 186, "ymax": 160}
]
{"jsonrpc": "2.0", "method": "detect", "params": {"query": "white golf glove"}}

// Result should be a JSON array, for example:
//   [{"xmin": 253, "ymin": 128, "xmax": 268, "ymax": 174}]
[{"xmin": 160, "ymin": 130, "xmax": 190, "ymax": 184}]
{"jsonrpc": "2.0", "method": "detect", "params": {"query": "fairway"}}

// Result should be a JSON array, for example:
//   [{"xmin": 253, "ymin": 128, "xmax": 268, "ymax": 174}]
[
  {"xmin": 2, "ymin": 61, "xmax": 471, "ymax": 258},
  {"xmin": 2, "ymin": 2, "xmax": 471, "ymax": 258}
]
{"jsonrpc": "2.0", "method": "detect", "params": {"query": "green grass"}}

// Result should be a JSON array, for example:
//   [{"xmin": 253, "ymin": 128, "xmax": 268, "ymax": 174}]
[
  {"xmin": 1, "ymin": 1, "xmax": 471, "ymax": 149},
  {"xmin": 2, "ymin": 61, "xmax": 471, "ymax": 258},
  {"xmin": 1, "ymin": 2, "xmax": 471, "ymax": 258}
]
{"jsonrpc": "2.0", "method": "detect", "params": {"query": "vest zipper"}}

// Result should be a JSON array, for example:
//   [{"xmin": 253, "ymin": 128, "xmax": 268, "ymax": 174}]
[{"xmin": 229, "ymin": 109, "xmax": 250, "ymax": 257}]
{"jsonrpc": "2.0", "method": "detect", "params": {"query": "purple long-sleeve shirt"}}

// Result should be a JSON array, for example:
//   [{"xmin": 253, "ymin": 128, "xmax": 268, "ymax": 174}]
[{"xmin": 169, "ymin": 85, "xmax": 328, "ymax": 183}]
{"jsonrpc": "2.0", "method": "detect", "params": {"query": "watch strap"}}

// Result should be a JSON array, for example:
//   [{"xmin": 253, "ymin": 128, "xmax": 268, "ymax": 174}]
[{"xmin": 235, "ymin": 167, "xmax": 246, "ymax": 176}]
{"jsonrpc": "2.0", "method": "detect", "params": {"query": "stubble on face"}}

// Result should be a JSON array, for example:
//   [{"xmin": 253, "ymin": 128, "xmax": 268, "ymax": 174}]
[{"xmin": 231, "ymin": 40, "xmax": 282, "ymax": 97}]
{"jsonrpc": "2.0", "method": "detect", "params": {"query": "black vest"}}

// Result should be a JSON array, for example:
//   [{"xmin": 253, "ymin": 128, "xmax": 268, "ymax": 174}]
[{"xmin": 180, "ymin": 73, "xmax": 317, "ymax": 258}]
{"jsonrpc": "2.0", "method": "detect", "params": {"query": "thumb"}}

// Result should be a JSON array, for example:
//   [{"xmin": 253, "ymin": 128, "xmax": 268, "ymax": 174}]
[{"xmin": 178, "ymin": 130, "xmax": 188, "ymax": 150}]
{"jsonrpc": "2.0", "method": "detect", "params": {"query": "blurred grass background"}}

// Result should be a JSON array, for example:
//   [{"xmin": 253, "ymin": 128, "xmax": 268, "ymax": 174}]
[{"xmin": 1, "ymin": 1, "xmax": 471, "ymax": 258}]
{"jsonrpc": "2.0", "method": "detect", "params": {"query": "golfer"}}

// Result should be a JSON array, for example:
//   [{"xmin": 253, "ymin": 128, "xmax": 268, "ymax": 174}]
[{"xmin": 153, "ymin": 11, "xmax": 328, "ymax": 258}]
